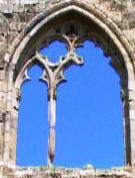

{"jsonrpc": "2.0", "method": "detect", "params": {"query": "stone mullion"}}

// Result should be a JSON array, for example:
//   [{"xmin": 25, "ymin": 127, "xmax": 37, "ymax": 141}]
[
  {"xmin": 35, "ymin": 47, "xmax": 84, "ymax": 166},
  {"xmin": 48, "ymin": 95, "xmax": 56, "ymax": 166}
]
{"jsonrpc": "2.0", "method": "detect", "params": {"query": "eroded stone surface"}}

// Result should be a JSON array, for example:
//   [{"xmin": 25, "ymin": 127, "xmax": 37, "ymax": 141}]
[
  {"xmin": 0, "ymin": 0, "xmax": 135, "ymax": 177},
  {"xmin": 0, "ymin": 162, "xmax": 133, "ymax": 178}
]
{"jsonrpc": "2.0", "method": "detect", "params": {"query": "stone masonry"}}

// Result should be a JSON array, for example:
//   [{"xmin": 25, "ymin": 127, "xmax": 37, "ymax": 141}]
[{"xmin": 0, "ymin": 0, "xmax": 135, "ymax": 177}]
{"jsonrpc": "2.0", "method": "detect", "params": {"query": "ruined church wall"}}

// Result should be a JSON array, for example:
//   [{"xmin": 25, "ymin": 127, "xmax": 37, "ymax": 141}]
[{"xmin": 0, "ymin": 0, "xmax": 135, "ymax": 177}]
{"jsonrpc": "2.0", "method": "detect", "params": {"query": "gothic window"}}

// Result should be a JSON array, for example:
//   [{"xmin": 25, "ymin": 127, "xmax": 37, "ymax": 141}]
[
  {"xmin": 11, "ymin": 10, "xmax": 132, "ymax": 168},
  {"xmin": 2, "ymin": 1, "xmax": 135, "ymax": 178}
]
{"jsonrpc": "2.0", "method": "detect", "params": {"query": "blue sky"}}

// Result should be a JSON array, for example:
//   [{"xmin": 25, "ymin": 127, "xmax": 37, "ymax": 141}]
[{"xmin": 17, "ymin": 41, "xmax": 124, "ymax": 168}]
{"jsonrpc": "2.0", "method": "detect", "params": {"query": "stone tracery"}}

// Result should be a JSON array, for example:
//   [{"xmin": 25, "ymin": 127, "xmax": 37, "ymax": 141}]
[
  {"xmin": 16, "ymin": 26, "xmax": 84, "ymax": 165},
  {"xmin": 15, "ymin": 20, "xmax": 127, "ymax": 166}
]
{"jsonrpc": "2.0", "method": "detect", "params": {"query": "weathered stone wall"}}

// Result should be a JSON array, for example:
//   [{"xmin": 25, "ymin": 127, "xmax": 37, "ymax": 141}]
[
  {"xmin": 0, "ymin": 0, "xmax": 135, "ymax": 177},
  {"xmin": 0, "ymin": 163, "xmax": 133, "ymax": 178}
]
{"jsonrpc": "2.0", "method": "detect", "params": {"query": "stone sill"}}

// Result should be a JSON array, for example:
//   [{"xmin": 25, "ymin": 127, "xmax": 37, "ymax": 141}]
[{"xmin": 0, "ymin": 162, "xmax": 133, "ymax": 178}]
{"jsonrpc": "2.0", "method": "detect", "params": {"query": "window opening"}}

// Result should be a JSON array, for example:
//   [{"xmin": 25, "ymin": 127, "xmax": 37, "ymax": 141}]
[
  {"xmin": 17, "ymin": 36, "xmax": 124, "ymax": 168},
  {"xmin": 17, "ymin": 65, "xmax": 48, "ymax": 166},
  {"xmin": 55, "ymin": 41, "xmax": 124, "ymax": 168}
]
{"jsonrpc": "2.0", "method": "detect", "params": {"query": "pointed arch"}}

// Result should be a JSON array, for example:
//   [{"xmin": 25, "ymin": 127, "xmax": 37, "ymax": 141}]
[{"xmin": 3, "ymin": 0, "xmax": 135, "ymax": 166}]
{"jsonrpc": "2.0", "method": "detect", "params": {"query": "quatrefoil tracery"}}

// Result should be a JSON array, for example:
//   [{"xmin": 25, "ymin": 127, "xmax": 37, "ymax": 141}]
[{"xmin": 21, "ymin": 33, "xmax": 84, "ymax": 97}]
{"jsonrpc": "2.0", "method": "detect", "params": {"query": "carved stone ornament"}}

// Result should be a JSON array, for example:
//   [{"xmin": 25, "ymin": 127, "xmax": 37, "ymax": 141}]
[{"xmin": 17, "ymin": 23, "xmax": 85, "ymax": 165}]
